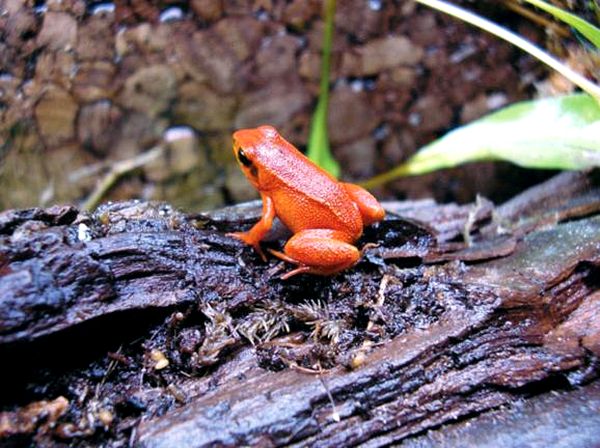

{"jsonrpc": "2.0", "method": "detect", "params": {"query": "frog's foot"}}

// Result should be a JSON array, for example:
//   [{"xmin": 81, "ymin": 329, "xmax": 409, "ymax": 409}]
[
  {"xmin": 226, "ymin": 231, "xmax": 267, "ymax": 261},
  {"xmin": 267, "ymin": 229, "xmax": 360, "ymax": 279},
  {"xmin": 267, "ymin": 250, "xmax": 350, "ymax": 279}
]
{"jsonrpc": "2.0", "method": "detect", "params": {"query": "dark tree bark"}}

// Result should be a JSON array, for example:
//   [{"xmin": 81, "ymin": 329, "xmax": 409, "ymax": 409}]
[{"xmin": 1, "ymin": 171, "xmax": 599, "ymax": 447}]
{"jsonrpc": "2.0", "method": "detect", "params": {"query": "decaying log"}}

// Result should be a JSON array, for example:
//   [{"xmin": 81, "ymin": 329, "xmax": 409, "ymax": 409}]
[
  {"xmin": 137, "ymin": 216, "xmax": 600, "ymax": 447},
  {"xmin": 1, "ymin": 171, "xmax": 599, "ymax": 447}
]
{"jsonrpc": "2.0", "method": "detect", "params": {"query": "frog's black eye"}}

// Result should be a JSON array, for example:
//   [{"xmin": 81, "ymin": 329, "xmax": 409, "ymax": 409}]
[{"xmin": 237, "ymin": 148, "xmax": 252, "ymax": 167}]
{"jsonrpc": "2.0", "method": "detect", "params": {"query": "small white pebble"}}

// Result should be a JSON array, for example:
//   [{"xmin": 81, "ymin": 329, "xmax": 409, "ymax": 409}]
[
  {"xmin": 90, "ymin": 3, "xmax": 115, "ymax": 15},
  {"xmin": 77, "ymin": 223, "xmax": 92, "ymax": 242},
  {"xmin": 150, "ymin": 349, "xmax": 169, "ymax": 370},
  {"xmin": 159, "ymin": 7, "xmax": 183, "ymax": 22},
  {"xmin": 155, "ymin": 358, "xmax": 169, "ymax": 370},
  {"xmin": 408, "ymin": 112, "xmax": 422, "ymax": 127},
  {"xmin": 487, "ymin": 92, "xmax": 508, "ymax": 110},
  {"xmin": 164, "ymin": 126, "xmax": 195, "ymax": 142},
  {"xmin": 368, "ymin": 0, "xmax": 382, "ymax": 11},
  {"xmin": 351, "ymin": 79, "xmax": 364, "ymax": 92}
]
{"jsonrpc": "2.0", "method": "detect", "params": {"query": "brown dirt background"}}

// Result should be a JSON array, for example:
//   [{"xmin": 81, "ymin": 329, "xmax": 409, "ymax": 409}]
[{"xmin": 0, "ymin": 0, "xmax": 555, "ymax": 211}]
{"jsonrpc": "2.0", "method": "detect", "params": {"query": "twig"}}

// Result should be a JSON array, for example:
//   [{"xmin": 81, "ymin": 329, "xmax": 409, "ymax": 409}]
[
  {"xmin": 502, "ymin": 0, "xmax": 570, "ymax": 39},
  {"xmin": 82, "ymin": 146, "xmax": 165, "ymax": 212}
]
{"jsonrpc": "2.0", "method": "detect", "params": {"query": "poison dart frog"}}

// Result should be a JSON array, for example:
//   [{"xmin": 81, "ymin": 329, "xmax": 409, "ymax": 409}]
[{"xmin": 228, "ymin": 125, "xmax": 385, "ymax": 279}]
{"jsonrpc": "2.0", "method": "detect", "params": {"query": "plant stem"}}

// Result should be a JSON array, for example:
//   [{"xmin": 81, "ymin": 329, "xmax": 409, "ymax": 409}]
[{"xmin": 306, "ymin": 0, "xmax": 341, "ymax": 177}]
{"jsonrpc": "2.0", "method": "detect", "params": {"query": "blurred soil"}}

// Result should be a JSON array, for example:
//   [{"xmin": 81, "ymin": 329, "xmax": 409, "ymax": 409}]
[{"xmin": 0, "ymin": 0, "xmax": 555, "ymax": 211}]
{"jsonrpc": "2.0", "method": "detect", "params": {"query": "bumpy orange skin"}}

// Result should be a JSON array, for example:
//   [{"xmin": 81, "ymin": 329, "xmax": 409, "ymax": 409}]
[{"xmin": 228, "ymin": 125, "xmax": 385, "ymax": 279}]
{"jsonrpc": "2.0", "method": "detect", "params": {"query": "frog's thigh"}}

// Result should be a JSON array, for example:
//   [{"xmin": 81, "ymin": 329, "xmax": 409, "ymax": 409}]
[
  {"xmin": 283, "ymin": 229, "xmax": 359, "ymax": 269},
  {"xmin": 341, "ymin": 183, "xmax": 385, "ymax": 226}
]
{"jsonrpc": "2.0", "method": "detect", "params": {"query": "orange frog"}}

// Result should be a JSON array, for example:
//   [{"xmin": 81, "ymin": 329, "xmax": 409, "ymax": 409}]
[{"xmin": 228, "ymin": 125, "xmax": 385, "ymax": 279}]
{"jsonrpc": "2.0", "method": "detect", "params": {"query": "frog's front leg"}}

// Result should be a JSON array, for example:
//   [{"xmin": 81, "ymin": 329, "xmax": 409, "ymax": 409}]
[
  {"xmin": 268, "ymin": 229, "xmax": 360, "ymax": 279},
  {"xmin": 227, "ymin": 193, "xmax": 275, "ymax": 260}
]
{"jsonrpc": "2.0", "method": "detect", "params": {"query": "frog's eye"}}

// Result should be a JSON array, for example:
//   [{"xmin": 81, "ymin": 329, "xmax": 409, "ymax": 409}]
[{"xmin": 237, "ymin": 148, "xmax": 252, "ymax": 167}]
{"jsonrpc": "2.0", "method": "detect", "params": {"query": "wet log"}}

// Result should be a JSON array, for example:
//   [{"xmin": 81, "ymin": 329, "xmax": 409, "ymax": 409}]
[
  {"xmin": 137, "ymin": 215, "xmax": 600, "ymax": 447},
  {"xmin": 0, "ymin": 171, "xmax": 599, "ymax": 446}
]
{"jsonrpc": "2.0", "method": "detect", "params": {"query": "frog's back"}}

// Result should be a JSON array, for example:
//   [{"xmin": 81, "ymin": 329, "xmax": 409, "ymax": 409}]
[{"xmin": 258, "ymin": 143, "xmax": 363, "ymax": 239}]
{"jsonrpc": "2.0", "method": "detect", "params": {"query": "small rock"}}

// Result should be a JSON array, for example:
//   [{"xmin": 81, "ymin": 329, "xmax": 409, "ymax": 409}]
[
  {"xmin": 221, "ymin": 0, "xmax": 252, "ymax": 15},
  {"xmin": 327, "ymin": 86, "xmax": 378, "ymax": 145},
  {"xmin": 407, "ymin": 12, "xmax": 440, "ymax": 47},
  {"xmin": 119, "ymin": 65, "xmax": 176, "ymax": 117},
  {"xmin": 110, "ymin": 112, "xmax": 167, "ymax": 158},
  {"xmin": 73, "ymin": 61, "xmax": 116, "ymax": 102},
  {"xmin": 334, "ymin": 136, "xmax": 376, "ymax": 179},
  {"xmin": 282, "ymin": 0, "xmax": 320, "ymax": 30},
  {"xmin": 341, "ymin": 36, "xmax": 424, "ymax": 77},
  {"xmin": 234, "ymin": 79, "xmax": 311, "ymax": 129},
  {"xmin": 34, "ymin": 51, "xmax": 77, "ymax": 89},
  {"xmin": 255, "ymin": 34, "xmax": 302, "ymax": 82},
  {"xmin": 150, "ymin": 349, "xmax": 169, "ymax": 370},
  {"xmin": 180, "ymin": 17, "xmax": 264, "ymax": 93},
  {"xmin": 75, "ymin": 13, "xmax": 115, "ymax": 61},
  {"xmin": 298, "ymin": 51, "xmax": 321, "ymax": 81},
  {"xmin": 335, "ymin": 0, "xmax": 384, "ymax": 42},
  {"xmin": 35, "ymin": 86, "xmax": 78, "ymax": 147},
  {"xmin": 380, "ymin": 66, "xmax": 418, "ymax": 89},
  {"xmin": 77, "ymin": 100, "xmax": 122, "ymax": 155},
  {"xmin": 225, "ymin": 164, "xmax": 259, "ymax": 202},
  {"xmin": 173, "ymin": 82, "xmax": 237, "ymax": 131},
  {"xmin": 460, "ymin": 93, "xmax": 489, "ymax": 124},
  {"xmin": 36, "ymin": 12, "xmax": 77, "ymax": 51},
  {"xmin": 165, "ymin": 127, "xmax": 202, "ymax": 175},
  {"xmin": 381, "ymin": 131, "xmax": 416, "ymax": 166},
  {"xmin": 191, "ymin": 0, "xmax": 223, "ymax": 22},
  {"xmin": 145, "ymin": 127, "xmax": 203, "ymax": 182},
  {"xmin": 409, "ymin": 95, "xmax": 453, "ymax": 133}
]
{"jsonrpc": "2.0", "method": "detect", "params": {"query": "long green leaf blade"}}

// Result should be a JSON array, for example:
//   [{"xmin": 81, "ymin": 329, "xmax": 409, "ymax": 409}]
[
  {"xmin": 523, "ymin": 0, "xmax": 600, "ymax": 49},
  {"xmin": 362, "ymin": 94, "xmax": 600, "ymax": 188}
]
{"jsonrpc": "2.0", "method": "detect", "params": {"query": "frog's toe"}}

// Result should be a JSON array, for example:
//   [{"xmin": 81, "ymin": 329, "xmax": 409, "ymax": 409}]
[
  {"xmin": 280, "ymin": 265, "xmax": 313, "ymax": 280},
  {"xmin": 226, "ymin": 232, "xmax": 267, "ymax": 261},
  {"xmin": 267, "ymin": 248, "xmax": 299, "ymax": 265}
]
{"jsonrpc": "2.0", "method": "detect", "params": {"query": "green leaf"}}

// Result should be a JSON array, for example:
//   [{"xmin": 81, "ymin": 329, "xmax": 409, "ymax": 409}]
[
  {"xmin": 307, "ymin": 0, "xmax": 341, "ymax": 178},
  {"xmin": 361, "ymin": 94, "xmax": 600, "ymax": 188},
  {"xmin": 523, "ymin": 0, "xmax": 600, "ymax": 49},
  {"xmin": 308, "ymin": 99, "xmax": 340, "ymax": 178}
]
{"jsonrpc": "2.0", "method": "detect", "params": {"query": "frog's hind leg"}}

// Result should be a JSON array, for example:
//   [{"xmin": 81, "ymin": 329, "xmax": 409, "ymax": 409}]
[
  {"xmin": 341, "ymin": 183, "xmax": 385, "ymax": 226},
  {"xmin": 268, "ymin": 229, "xmax": 360, "ymax": 279}
]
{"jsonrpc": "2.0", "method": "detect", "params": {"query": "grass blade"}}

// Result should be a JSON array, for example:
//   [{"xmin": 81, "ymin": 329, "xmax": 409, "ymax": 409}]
[
  {"xmin": 307, "ymin": 0, "xmax": 341, "ymax": 178},
  {"xmin": 522, "ymin": 0, "xmax": 600, "ymax": 49},
  {"xmin": 414, "ymin": 0, "xmax": 600, "ymax": 102}
]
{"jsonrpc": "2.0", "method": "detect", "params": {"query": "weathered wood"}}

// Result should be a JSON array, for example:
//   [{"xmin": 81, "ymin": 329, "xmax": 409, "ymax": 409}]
[
  {"xmin": 0, "ymin": 171, "xmax": 599, "ymax": 447},
  {"xmin": 137, "ymin": 216, "xmax": 600, "ymax": 447},
  {"xmin": 0, "ymin": 200, "xmax": 438, "ymax": 344},
  {"xmin": 403, "ymin": 381, "xmax": 600, "ymax": 448}
]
